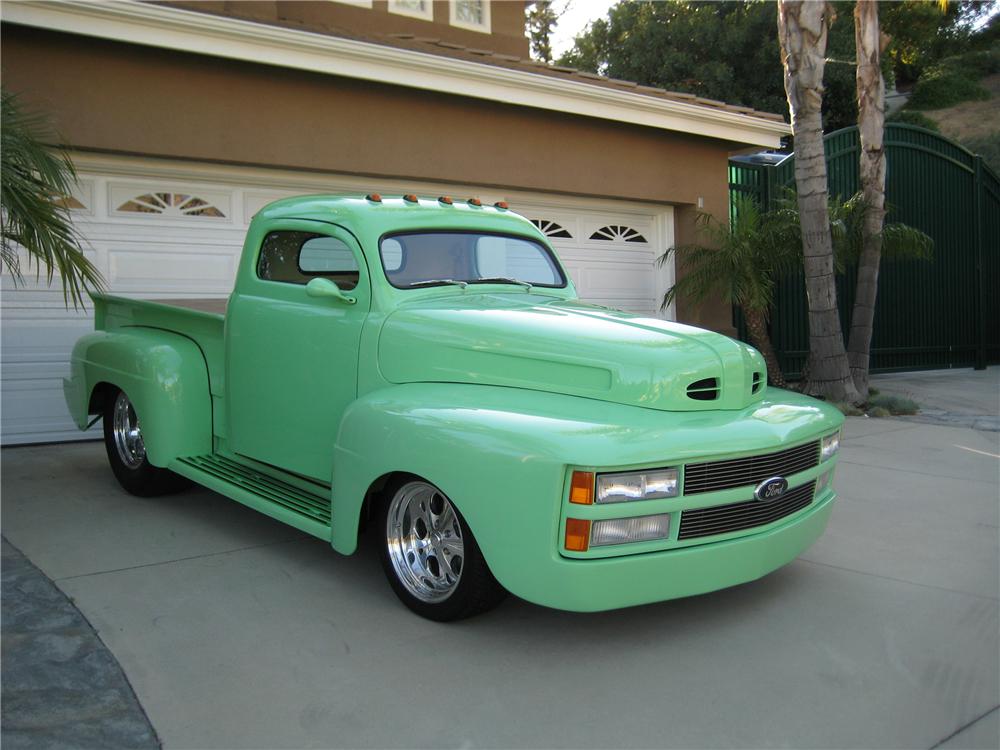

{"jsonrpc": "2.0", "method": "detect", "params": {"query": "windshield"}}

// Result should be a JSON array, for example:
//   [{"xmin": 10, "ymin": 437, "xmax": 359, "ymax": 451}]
[{"xmin": 380, "ymin": 232, "xmax": 567, "ymax": 289}]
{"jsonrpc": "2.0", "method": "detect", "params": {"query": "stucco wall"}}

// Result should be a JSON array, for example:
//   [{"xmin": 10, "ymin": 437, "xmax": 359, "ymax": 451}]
[{"xmin": 0, "ymin": 24, "xmax": 736, "ymax": 332}]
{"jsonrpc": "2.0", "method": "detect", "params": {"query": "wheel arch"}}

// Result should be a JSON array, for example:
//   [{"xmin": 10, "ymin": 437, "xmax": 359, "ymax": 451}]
[
  {"xmin": 64, "ymin": 329, "xmax": 212, "ymax": 466},
  {"xmin": 329, "ymin": 385, "xmax": 568, "ymax": 600}
]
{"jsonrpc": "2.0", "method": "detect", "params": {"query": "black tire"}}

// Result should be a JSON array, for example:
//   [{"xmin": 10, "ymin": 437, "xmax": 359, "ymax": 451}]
[
  {"xmin": 103, "ymin": 388, "xmax": 190, "ymax": 497},
  {"xmin": 377, "ymin": 475, "xmax": 507, "ymax": 621}
]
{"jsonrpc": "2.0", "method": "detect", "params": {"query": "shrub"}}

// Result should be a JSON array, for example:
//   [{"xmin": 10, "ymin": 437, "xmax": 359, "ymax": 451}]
[
  {"xmin": 907, "ymin": 46, "xmax": 998, "ymax": 110},
  {"xmin": 908, "ymin": 71, "xmax": 990, "ymax": 109},
  {"xmin": 887, "ymin": 110, "xmax": 940, "ymax": 131},
  {"xmin": 945, "ymin": 48, "xmax": 1000, "ymax": 78},
  {"xmin": 868, "ymin": 393, "xmax": 920, "ymax": 415},
  {"xmin": 832, "ymin": 402, "xmax": 865, "ymax": 417}
]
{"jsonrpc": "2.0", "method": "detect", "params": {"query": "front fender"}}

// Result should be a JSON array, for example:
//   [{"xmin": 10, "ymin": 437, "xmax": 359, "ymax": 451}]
[
  {"xmin": 331, "ymin": 383, "xmax": 842, "ymax": 606},
  {"xmin": 64, "ymin": 328, "xmax": 212, "ymax": 466}
]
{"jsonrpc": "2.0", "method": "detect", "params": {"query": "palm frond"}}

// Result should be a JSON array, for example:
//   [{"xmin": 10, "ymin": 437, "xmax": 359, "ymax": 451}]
[
  {"xmin": 881, "ymin": 222, "xmax": 934, "ymax": 260},
  {"xmin": 658, "ymin": 195, "xmax": 799, "ymax": 313},
  {"xmin": 777, "ymin": 187, "xmax": 934, "ymax": 268},
  {"xmin": 1, "ymin": 89, "xmax": 105, "ymax": 308}
]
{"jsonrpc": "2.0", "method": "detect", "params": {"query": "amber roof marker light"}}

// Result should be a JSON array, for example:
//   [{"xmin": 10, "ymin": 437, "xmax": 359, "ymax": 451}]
[
  {"xmin": 438, "ymin": 196, "xmax": 454, "ymax": 205},
  {"xmin": 403, "ymin": 194, "xmax": 419, "ymax": 203},
  {"xmin": 494, "ymin": 201, "xmax": 509, "ymax": 210},
  {"xmin": 467, "ymin": 197, "xmax": 482, "ymax": 207},
  {"xmin": 366, "ymin": 193, "xmax": 382, "ymax": 202}
]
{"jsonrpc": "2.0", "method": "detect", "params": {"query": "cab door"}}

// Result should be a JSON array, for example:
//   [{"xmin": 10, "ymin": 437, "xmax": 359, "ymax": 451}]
[{"xmin": 226, "ymin": 221, "xmax": 369, "ymax": 483}]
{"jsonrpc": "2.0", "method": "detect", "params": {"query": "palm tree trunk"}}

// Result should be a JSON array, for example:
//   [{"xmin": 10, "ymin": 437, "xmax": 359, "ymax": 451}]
[
  {"xmin": 847, "ymin": 0, "xmax": 887, "ymax": 399},
  {"xmin": 777, "ymin": 1, "xmax": 861, "ymax": 404},
  {"xmin": 743, "ymin": 307, "xmax": 787, "ymax": 389}
]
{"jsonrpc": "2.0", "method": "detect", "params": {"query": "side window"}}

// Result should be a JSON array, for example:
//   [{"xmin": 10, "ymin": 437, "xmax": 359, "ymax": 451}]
[{"xmin": 257, "ymin": 231, "xmax": 360, "ymax": 290}]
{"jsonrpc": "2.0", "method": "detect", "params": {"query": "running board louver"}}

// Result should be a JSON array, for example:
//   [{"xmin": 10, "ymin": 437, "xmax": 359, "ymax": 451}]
[{"xmin": 173, "ymin": 454, "xmax": 331, "ymax": 539}]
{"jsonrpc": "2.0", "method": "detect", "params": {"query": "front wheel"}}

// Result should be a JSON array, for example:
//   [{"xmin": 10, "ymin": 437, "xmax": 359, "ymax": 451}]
[
  {"xmin": 377, "ymin": 477, "xmax": 506, "ymax": 621},
  {"xmin": 103, "ymin": 389, "xmax": 189, "ymax": 497}
]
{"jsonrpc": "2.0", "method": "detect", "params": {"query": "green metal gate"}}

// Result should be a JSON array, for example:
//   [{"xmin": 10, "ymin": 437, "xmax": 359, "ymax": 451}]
[{"xmin": 729, "ymin": 123, "xmax": 999, "ymax": 376}]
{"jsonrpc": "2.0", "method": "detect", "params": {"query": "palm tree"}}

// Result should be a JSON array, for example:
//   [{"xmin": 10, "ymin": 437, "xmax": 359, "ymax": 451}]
[
  {"xmin": 1, "ymin": 89, "xmax": 104, "ymax": 308},
  {"xmin": 777, "ymin": 0, "xmax": 861, "ymax": 404},
  {"xmin": 848, "ymin": 0, "xmax": 888, "ymax": 399},
  {"xmin": 659, "ymin": 195, "xmax": 800, "ymax": 388},
  {"xmin": 660, "ymin": 191, "xmax": 931, "ymax": 391}
]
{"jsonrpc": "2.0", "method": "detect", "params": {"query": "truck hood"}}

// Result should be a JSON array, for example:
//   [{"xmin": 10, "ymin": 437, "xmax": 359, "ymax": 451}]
[{"xmin": 378, "ymin": 294, "xmax": 767, "ymax": 412}]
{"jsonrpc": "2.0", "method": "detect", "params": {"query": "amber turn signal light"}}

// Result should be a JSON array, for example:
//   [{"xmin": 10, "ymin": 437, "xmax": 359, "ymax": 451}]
[
  {"xmin": 569, "ymin": 471, "xmax": 594, "ymax": 504},
  {"xmin": 565, "ymin": 518, "xmax": 591, "ymax": 552}
]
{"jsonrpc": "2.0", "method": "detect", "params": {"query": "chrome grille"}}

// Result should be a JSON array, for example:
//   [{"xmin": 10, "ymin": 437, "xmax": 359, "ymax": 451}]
[
  {"xmin": 677, "ymin": 480, "xmax": 816, "ymax": 541},
  {"xmin": 683, "ymin": 440, "xmax": 819, "ymax": 495}
]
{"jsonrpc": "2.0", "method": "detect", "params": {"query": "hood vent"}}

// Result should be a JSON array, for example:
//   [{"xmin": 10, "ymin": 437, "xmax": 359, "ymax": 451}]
[
  {"xmin": 752, "ymin": 371, "xmax": 764, "ymax": 394},
  {"xmin": 686, "ymin": 377, "xmax": 720, "ymax": 401}
]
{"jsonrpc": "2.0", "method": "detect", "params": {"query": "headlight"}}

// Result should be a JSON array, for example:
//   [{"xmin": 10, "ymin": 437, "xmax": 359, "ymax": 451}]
[
  {"xmin": 596, "ymin": 468, "xmax": 678, "ymax": 504},
  {"xmin": 820, "ymin": 430, "xmax": 841, "ymax": 462}
]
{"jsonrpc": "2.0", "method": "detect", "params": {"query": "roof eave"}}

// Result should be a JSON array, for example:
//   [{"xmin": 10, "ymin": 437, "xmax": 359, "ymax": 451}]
[{"xmin": 3, "ymin": 0, "xmax": 790, "ymax": 148}]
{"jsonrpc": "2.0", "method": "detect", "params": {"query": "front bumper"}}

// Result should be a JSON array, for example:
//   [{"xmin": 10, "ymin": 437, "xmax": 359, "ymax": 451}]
[{"xmin": 511, "ymin": 488, "xmax": 835, "ymax": 612}]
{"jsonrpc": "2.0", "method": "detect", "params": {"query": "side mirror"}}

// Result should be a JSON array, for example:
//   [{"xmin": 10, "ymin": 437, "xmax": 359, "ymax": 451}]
[{"xmin": 305, "ymin": 277, "xmax": 357, "ymax": 305}]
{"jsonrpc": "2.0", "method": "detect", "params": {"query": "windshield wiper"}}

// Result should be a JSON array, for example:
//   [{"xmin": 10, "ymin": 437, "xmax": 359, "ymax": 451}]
[
  {"xmin": 467, "ymin": 277, "xmax": 534, "ymax": 290},
  {"xmin": 408, "ymin": 279, "xmax": 468, "ymax": 289}
]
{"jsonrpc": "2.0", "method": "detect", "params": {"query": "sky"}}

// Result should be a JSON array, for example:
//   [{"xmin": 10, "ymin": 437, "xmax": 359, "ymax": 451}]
[{"xmin": 549, "ymin": 0, "xmax": 618, "ymax": 60}]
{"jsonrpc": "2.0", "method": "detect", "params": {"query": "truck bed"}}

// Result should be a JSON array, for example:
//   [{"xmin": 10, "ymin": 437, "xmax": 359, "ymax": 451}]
[
  {"xmin": 92, "ymin": 293, "xmax": 228, "ymax": 396},
  {"xmin": 155, "ymin": 298, "xmax": 229, "ymax": 315}
]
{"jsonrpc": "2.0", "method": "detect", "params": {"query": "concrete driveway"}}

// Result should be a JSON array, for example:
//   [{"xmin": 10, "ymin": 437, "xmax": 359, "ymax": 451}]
[{"xmin": 2, "ymin": 369, "xmax": 998, "ymax": 749}]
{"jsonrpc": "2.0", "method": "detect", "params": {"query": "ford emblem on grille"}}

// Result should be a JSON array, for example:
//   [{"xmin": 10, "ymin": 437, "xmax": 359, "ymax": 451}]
[{"xmin": 755, "ymin": 476, "xmax": 788, "ymax": 502}]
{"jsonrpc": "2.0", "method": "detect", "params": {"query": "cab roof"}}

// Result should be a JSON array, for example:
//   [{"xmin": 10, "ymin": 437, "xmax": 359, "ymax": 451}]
[{"xmin": 253, "ymin": 194, "xmax": 541, "ymax": 242}]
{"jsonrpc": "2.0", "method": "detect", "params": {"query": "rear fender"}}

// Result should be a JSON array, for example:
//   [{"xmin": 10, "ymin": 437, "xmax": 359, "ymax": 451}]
[{"xmin": 64, "ymin": 329, "xmax": 212, "ymax": 466}]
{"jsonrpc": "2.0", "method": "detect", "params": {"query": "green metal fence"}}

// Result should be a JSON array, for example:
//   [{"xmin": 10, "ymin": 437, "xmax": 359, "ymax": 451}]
[{"xmin": 729, "ymin": 123, "xmax": 999, "ymax": 377}]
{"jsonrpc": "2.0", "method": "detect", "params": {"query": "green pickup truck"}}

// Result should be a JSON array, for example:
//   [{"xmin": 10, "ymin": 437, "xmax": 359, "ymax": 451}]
[{"xmin": 64, "ymin": 194, "xmax": 843, "ymax": 620}]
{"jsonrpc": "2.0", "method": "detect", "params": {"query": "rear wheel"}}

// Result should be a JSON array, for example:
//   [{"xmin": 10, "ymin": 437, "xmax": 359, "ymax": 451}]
[
  {"xmin": 377, "ymin": 477, "xmax": 506, "ymax": 621},
  {"xmin": 103, "ymin": 389, "xmax": 188, "ymax": 497}
]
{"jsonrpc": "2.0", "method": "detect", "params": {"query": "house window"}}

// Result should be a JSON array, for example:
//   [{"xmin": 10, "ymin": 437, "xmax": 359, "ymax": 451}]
[
  {"xmin": 449, "ymin": 0, "xmax": 490, "ymax": 33},
  {"xmin": 389, "ymin": 0, "xmax": 433, "ymax": 21}
]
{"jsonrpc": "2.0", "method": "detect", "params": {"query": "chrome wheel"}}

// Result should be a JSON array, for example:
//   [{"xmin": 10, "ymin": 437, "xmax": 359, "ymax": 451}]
[
  {"xmin": 385, "ymin": 481, "xmax": 464, "ymax": 603},
  {"xmin": 112, "ymin": 391, "xmax": 146, "ymax": 470}
]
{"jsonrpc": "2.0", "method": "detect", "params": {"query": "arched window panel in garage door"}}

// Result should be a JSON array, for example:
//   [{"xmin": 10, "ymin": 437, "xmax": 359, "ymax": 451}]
[
  {"xmin": 529, "ymin": 219, "xmax": 573, "ymax": 239},
  {"xmin": 55, "ymin": 178, "xmax": 95, "ymax": 216},
  {"xmin": 109, "ymin": 184, "xmax": 232, "ymax": 222},
  {"xmin": 587, "ymin": 224, "xmax": 649, "ymax": 244}
]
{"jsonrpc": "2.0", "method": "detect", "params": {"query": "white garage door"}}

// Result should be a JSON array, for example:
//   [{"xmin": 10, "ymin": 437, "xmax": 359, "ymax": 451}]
[{"xmin": 1, "ymin": 154, "xmax": 673, "ymax": 445}]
